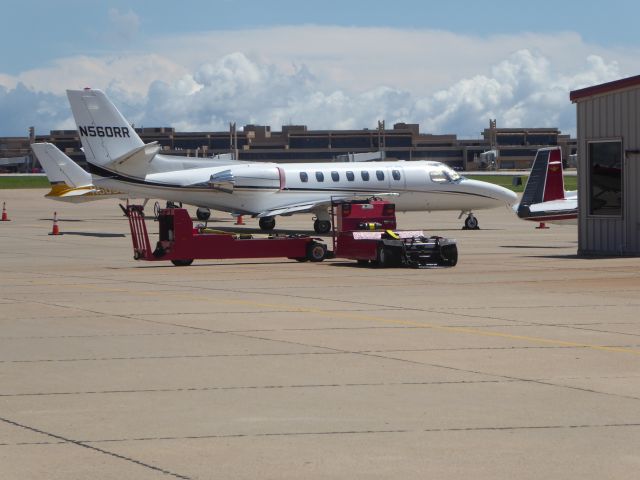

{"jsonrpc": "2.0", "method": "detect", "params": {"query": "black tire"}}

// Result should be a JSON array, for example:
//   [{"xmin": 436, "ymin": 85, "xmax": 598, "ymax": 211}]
[
  {"xmin": 171, "ymin": 259, "xmax": 194, "ymax": 266},
  {"xmin": 259, "ymin": 216, "xmax": 276, "ymax": 231},
  {"xmin": 439, "ymin": 244, "xmax": 458, "ymax": 267},
  {"xmin": 313, "ymin": 220, "xmax": 332, "ymax": 234},
  {"xmin": 153, "ymin": 201, "xmax": 161, "ymax": 220},
  {"xmin": 375, "ymin": 246, "xmax": 391, "ymax": 267},
  {"xmin": 196, "ymin": 207, "xmax": 211, "ymax": 221},
  {"xmin": 464, "ymin": 215, "xmax": 479, "ymax": 230},
  {"xmin": 306, "ymin": 242, "xmax": 326, "ymax": 262}
]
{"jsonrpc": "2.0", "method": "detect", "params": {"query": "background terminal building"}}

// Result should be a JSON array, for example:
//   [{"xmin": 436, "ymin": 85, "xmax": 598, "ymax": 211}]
[{"xmin": 2, "ymin": 120, "xmax": 576, "ymax": 173}]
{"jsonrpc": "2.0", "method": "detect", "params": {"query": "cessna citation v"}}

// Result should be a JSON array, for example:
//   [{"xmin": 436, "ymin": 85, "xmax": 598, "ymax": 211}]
[
  {"xmin": 66, "ymin": 88, "xmax": 517, "ymax": 233},
  {"xmin": 515, "ymin": 146, "xmax": 577, "ymax": 225}
]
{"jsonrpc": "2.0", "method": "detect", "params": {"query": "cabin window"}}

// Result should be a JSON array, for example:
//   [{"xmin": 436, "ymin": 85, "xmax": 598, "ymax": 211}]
[
  {"xmin": 346, "ymin": 171, "xmax": 355, "ymax": 181},
  {"xmin": 588, "ymin": 140, "xmax": 622, "ymax": 216},
  {"xmin": 361, "ymin": 171, "xmax": 370, "ymax": 181},
  {"xmin": 331, "ymin": 171, "xmax": 340, "ymax": 181},
  {"xmin": 392, "ymin": 169, "xmax": 401, "ymax": 181},
  {"xmin": 376, "ymin": 170, "xmax": 385, "ymax": 181},
  {"xmin": 315, "ymin": 171, "xmax": 324, "ymax": 182},
  {"xmin": 430, "ymin": 170, "xmax": 448, "ymax": 183},
  {"xmin": 299, "ymin": 172, "xmax": 308, "ymax": 182}
]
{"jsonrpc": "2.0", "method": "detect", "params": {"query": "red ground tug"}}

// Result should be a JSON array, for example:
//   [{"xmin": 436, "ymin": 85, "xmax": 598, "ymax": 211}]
[
  {"xmin": 331, "ymin": 199, "xmax": 458, "ymax": 268},
  {"xmin": 126, "ymin": 205, "xmax": 327, "ymax": 266}
]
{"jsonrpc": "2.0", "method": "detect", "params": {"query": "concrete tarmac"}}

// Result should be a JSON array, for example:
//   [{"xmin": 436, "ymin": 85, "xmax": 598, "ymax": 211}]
[{"xmin": 1, "ymin": 189, "xmax": 639, "ymax": 479}]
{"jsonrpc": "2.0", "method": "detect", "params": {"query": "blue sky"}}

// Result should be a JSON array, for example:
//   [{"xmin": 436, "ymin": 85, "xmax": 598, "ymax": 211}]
[{"xmin": 1, "ymin": 0, "xmax": 639, "ymax": 136}]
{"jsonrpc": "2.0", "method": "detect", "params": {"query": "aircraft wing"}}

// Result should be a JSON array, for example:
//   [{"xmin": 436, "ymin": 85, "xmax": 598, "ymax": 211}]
[{"xmin": 256, "ymin": 192, "xmax": 399, "ymax": 217}]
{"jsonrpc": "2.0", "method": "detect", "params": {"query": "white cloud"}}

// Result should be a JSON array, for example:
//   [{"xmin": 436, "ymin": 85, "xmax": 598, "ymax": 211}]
[
  {"xmin": 0, "ymin": 26, "xmax": 633, "ymax": 136},
  {"xmin": 133, "ymin": 49, "xmax": 620, "ymax": 136}
]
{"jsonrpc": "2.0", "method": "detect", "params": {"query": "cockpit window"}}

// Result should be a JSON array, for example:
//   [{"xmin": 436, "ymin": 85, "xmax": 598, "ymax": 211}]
[
  {"xmin": 444, "ymin": 167, "xmax": 461, "ymax": 182},
  {"xmin": 430, "ymin": 167, "xmax": 461, "ymax": 183},
  {"xmin": 430, "ymin": 170, "xmax": 448, "ymax": 183}
]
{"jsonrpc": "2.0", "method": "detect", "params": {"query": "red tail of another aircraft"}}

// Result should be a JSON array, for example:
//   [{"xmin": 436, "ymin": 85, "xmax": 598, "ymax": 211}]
[{"xmin": 542, "ymin": 148, "xmax": 565, "ymax": 201}]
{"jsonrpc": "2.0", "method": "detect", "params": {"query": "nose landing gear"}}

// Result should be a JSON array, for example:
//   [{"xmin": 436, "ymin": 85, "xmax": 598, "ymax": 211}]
[{"xmin": 462, "ymin": 213, "xmax": 479, "ymax": 230}]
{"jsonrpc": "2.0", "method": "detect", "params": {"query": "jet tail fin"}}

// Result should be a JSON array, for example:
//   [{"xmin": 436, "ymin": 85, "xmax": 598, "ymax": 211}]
[
  {"xmin": 521, "ymin": 147, "xmax": 565, "ymax": 206},
  {"xmin": 66, "ymin": 88, "xmax": 145, "ymax": 169},
  {"xmin": 31, "ymin": 142, "xmax": 92, "ymax": 188}
]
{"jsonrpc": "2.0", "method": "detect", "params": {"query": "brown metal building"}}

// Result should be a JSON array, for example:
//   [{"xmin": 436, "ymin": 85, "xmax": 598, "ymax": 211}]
[{"xmin": 571, "ymin": 74, "xmax": 640, "ymax": 255}]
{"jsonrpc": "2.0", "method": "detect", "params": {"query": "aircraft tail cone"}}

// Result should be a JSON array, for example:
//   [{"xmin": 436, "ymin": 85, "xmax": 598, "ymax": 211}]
[
  {"xmin": 50, "ymin": 212, "xmax": 60, "ymax": 235},
  {"xmin": 235, "ymin": 215, "xmax": 245, "ymax": 225},
  {"xmin": 535, "ymin": 222, "xmax": 549, "ymax": 229},
  {"xmin": 1, "ymin": 202, "xmax": 9, "ymax": 221}
]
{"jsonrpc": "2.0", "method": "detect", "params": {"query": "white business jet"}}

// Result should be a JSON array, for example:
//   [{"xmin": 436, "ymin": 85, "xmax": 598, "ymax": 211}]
[{"xmin": 66, "ymin": 88, "xmax": 517, "ymax": 233}]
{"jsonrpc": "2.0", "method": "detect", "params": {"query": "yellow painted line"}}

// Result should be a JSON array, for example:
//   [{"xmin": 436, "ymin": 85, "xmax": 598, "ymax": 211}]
[{"xmin": 71, "ymin": 284, "xmax": 640, "ymax": 356}]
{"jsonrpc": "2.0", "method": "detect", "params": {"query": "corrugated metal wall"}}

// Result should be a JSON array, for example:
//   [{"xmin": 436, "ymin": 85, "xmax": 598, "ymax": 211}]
[{"xmin": 577, "ymin": 87, "xmax": 640, "ymax": 255}]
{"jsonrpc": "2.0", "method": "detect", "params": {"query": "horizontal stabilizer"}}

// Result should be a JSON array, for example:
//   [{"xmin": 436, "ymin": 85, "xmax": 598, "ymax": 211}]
[{"xmin": 105, "ymin": 142, "xmax": 161, "ymax": 178}]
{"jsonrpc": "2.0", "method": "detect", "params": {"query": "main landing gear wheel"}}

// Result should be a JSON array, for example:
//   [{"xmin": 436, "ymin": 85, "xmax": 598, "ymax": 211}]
[
  {"xmin": 259, "ymin": 216, "xmax": 276, "ymax": 231},
  {"xmin": 153, "ymin": 201, "xmax": 161, "ymax": 220},
  {"xmin": 196, "ymin": 207, "xmax": 211, "ymax": 221},
  {"xmin": 313, "ymin": 219, "xmax": 332, "ymax": 234},
  {"xmin": 463, "ymin": 214, "xmax": 479, "ymax": 230}
]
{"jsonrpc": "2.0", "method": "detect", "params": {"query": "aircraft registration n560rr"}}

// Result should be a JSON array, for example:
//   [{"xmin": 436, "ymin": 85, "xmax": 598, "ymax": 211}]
[{"xmin": 65, "ymin": 88, "xmax": 517, "ymax": 233}]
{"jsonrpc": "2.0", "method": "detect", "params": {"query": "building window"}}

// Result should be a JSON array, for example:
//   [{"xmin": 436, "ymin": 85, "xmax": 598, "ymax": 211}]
[
  {"xmin": 316, "ymin": 171, "xmax": 324, "ymax": 182},
  {"xmin": 346, "ymin": 171, "xmax": 355, "ymax": 181},
  {"xmin": 392, "ymin": 169, "xmax": 401, "ymax": 181},
  {"xmin": 376, "ymin": 170, "xmax": 384, "ymax": 181},
  {"xmin": 589, "ymin": 141, "xmax": 622, "ymax": 216},
  {"xmin": 299, "ymin": 172, "xmax": 308, "ymax": 182},
  {"xmin": 361, "ymin": 171, "xmax": 370, "ymax": 181},
  {"xmin": 331, "ymin": 171, "xmax": 340, "ymax": 181}
]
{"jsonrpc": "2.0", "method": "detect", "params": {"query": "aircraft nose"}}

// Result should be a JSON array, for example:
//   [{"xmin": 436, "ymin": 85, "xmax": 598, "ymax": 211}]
[
  {"xmin": 491, "ymin": 183, "xmax": 518, "ymax": 206},
  {"xmin": 464, "ymin": 178, "xmax": 518, "ymax": 207}
]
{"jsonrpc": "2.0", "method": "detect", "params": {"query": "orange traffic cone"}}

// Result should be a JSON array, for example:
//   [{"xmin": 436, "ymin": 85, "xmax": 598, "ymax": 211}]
[
  {"xmin": 536, "ymin": 222, "xmax": 549, "ymax": 229},
  {"xmin": 235, "ymin": 215, "xmax": 245, "ymax": 225},
  {"xmin": 50, "ymin": 212, "xmax": 60, "ymax": 235},
  {"xmin": 1, "ymin": 202, "xmax": 9, "ymax": 221}
]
